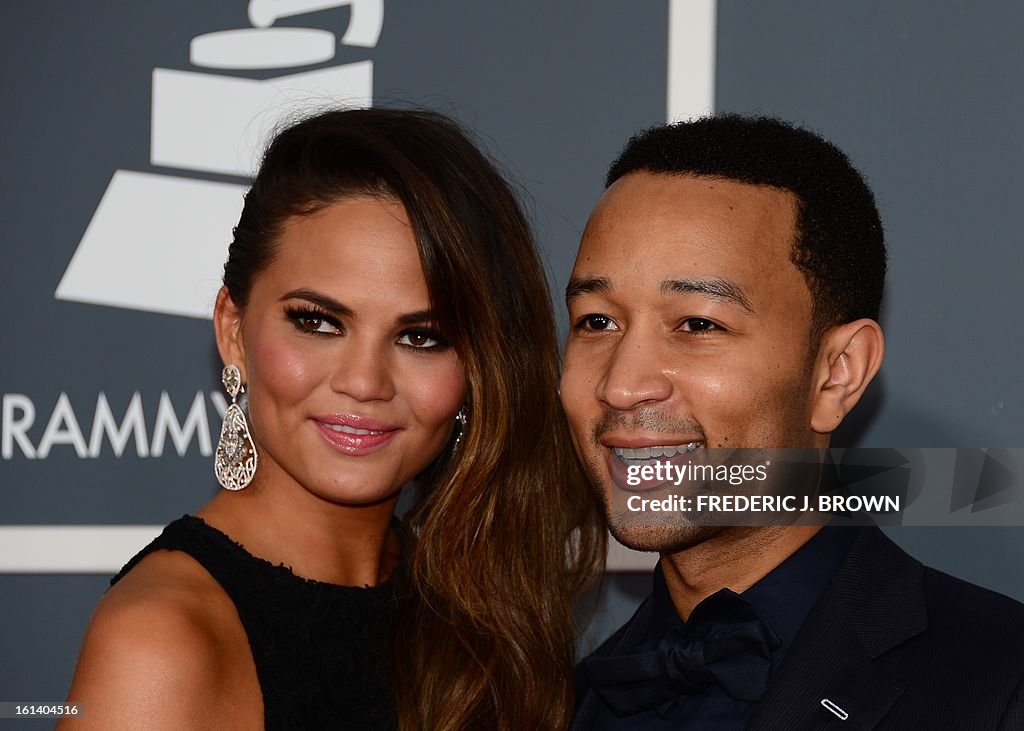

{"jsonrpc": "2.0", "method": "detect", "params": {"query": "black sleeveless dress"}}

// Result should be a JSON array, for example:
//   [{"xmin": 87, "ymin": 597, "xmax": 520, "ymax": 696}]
[{"xmin": 111, "ymin": 515, "xmax": 397, "ymax": 730}]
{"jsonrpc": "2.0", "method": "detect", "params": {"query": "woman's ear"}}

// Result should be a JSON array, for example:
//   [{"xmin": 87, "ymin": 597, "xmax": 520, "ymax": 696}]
[
  {"xmin": 810, "ymin": 319, "xmax": 885, "ymax": 434},
  {"xmin": 213, "ymin": 287, "xmax": 246, "ymax": 380}
]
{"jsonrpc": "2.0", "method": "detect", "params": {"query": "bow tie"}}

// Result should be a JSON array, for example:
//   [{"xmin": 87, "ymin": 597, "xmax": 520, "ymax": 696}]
[{"xmin": 584, "ymin": 588, "xmax": 781, "ymax": 719}]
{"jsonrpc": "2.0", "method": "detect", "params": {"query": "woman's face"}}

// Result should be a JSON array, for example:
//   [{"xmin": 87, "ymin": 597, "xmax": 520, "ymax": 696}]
[{"xmin": 216, "ymin": 196, "xmax": 466, "ymax": 505}]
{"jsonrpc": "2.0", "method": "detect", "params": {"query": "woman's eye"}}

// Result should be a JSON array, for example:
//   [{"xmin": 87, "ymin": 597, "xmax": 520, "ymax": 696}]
[
  {"xmin": 302, "ymin": 318, "xmax": 339, "ymax": 334},
  {"xmin": 577, "ymin": 314, "xmax": 618, "ymax": 332},
  {"xmin": 288, "ymin": 310, "xmax": 342, "ymax": 335},
  {"xmin": 397, "ymin": 331, "xmax": 441, "ymax": 349},
  {"xmin": 679, "ymin": 317, "xmax": 720, "ymax": 333},
  {"xmin": 296, "ymin": 315, "xmax": 339, "ymax": 333}
]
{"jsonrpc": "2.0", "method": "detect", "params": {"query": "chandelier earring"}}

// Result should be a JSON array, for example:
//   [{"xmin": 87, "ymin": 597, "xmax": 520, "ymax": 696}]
[{"xmin": 214, "ymin": 364, "xmax": 258, "ymax": 491}]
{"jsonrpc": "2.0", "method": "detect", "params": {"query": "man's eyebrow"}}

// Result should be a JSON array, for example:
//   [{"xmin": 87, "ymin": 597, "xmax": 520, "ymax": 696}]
[
  {"xmin": 565, "ymin": 276, "xmax": 612, "ymax": 301},
  {"xmin": 660, "ymin": 278, "xmax": 755, "ymax": 314}
]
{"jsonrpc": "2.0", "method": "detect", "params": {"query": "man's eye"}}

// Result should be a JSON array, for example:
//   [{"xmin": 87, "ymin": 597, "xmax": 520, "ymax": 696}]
[
  {"xmin": 397, "ymin": 330, "xmax": 442, "ymax": 349},
  {"xmin": 679, "ymin": 318, "xmax": 720, "ymax": 333},
  {"xmin": 577, "ymin": 314, "xmax": 619, "ymax": 332}
]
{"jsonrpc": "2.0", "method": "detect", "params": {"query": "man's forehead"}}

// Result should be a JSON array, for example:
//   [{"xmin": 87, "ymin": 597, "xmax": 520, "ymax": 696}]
[
  {"xmin": 570, "ymin": 172, "xmax": 809, "ymax": 317},
  {"xmin": 577, "ymin": 172, "xmax": 798, "ymax": 269},
  {"xmin": 590, "ymin": 171, "xmax": 797, "ymax": 230}
]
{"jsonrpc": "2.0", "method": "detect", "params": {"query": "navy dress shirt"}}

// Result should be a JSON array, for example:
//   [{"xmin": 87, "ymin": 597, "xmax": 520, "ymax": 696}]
[{"xmin": 587, "ymin": 525, "xmax": 863, "ymax": 730}]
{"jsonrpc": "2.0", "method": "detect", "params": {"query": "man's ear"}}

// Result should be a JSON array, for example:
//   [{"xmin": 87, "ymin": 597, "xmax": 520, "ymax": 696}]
[
  {"xmin": 810, "ymin": 319, "xmax": 884, "ymax": 434},
  {"xmin": 213, "ymin": 287, "xmax": 247, "ymax": 381}
]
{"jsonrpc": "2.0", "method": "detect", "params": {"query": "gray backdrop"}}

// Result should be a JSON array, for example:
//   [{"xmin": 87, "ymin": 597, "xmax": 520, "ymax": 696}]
[{"xmin": 2, "ymin": 0, "xmax": 1022, "ymax": 716}]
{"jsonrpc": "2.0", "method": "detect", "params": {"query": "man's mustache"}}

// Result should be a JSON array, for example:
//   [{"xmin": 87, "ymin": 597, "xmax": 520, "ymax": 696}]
[{"xmin": 591, "ymin": 408, "xmax": 706, "ymax": 446}]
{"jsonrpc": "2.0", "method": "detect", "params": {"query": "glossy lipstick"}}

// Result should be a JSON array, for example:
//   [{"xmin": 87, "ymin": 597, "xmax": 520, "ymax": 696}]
[{"xmin": 313, "ymin": 414, "xmax": 400, "ymax": 456}]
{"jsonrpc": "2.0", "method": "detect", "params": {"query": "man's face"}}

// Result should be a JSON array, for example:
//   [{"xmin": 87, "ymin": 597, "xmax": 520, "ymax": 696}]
[{"xmin": 560, "ymin": 172, "xmax": 822, "ymax": 551}]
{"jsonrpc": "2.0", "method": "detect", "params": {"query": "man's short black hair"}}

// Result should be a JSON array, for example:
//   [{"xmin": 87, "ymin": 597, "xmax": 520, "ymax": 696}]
[{"xmin": 606, "ymin": 114, "xmax": 885, "ymax": 333}]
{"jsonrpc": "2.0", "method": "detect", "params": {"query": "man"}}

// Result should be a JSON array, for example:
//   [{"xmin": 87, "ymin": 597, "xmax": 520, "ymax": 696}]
[{"xmin": 561, "ymin": 115, "xmax": 1024, "ymax": 729}]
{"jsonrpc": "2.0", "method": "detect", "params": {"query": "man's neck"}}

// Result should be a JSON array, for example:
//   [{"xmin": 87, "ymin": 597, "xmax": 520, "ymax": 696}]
[{"xmin": 660, "ymin": 525, "xmax": 822, "ymax": 620}]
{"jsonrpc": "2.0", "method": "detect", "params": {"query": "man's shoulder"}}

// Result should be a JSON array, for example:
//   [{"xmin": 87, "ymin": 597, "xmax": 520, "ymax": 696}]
[
  {"xmin": 844, "ymin": 526, "xmax": 1024, "ymax": 696},
  {"xmin": 919, "ymin": 561, "xmax": 1024, "ymax": 647},
  {"xmin": 839, "ymin": 529, "xmax": 1024, "ymax": 727},
  {"xmin": 922, "ymin": 560, "xmax": 1024, "ymax": 614},
  {"xmin": 856, "ymin": 526, "xmax": 1024, "ymax": 624}
]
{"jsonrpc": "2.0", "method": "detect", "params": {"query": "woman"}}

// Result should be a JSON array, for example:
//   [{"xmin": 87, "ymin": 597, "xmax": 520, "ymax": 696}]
[{"xmin": 62, "ymin": 108, "xmax": 605, "ymax": 729}]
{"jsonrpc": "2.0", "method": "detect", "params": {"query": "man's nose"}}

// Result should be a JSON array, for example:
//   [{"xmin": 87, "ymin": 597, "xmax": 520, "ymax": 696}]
[{"xmin": 595, "ymin": 330, "xmax": 672, "ymax": 411}]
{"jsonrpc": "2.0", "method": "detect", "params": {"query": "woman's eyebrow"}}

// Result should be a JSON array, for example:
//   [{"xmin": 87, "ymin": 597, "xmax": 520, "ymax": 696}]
[
  {"xmin": 280, "ymin": 289, "xmax": 353, "ymax": 316},
  {"xmin": 395, "ymin": 310, "xmax": 434, "ymax": 325},
  {"xmin": 282, "ymin": 289, "xmax": 433, "ymax": 324}
]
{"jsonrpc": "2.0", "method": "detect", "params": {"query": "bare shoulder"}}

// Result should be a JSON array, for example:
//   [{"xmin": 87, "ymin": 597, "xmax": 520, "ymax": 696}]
[{"xmin": 59, "ymin": 550, "xmax": 262, "ymax": 730}]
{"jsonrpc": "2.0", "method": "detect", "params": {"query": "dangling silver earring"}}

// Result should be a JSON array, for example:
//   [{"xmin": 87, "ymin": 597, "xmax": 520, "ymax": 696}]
[
  {"xmin": 452, "ymin": 406, "xmax": 468, "ymax": 453},
  {"xmin": 214, "ymin": 364, "xmax": 258, "ymax": 491}
]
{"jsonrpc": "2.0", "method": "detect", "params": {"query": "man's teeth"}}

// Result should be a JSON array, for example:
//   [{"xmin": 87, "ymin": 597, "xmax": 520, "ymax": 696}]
[
  {"xmin": 613, "ymin": 442, "xmax": 702, "ymax": 460},
  {"xmin": 325, "ymin": 424, "xmax": 383, "ymax": 435}
]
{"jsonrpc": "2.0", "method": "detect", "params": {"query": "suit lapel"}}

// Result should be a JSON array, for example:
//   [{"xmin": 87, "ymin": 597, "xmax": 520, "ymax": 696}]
[
  {"xmin": 746, "ymin": 528, "xmax": 927, "ymax": 730},
  {"xmin": 744, "ymin": 581, "xmax": 905, "ymax": 729}
]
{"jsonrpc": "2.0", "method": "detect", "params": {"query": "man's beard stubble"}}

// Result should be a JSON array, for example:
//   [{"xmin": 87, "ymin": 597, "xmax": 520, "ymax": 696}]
[{"xmin": 582, "ymin": 408, "xmax": 725, "ymax": 553}]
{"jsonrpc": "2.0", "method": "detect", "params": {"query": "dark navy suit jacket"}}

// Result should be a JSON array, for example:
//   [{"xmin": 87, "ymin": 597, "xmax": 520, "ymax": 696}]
[{"xmin": 573, "ymin": 528, "xmax": 1024, "ymax": 730}]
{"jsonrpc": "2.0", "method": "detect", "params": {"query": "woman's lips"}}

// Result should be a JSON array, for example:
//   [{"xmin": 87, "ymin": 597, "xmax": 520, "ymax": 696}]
[{"xmin": 313, "ymin": 417, "xmax": 400, "ymax": 456}]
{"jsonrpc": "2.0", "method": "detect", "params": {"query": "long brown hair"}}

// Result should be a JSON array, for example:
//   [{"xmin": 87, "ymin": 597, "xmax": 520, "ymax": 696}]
[{"xmin": 226, "ymin": 107, "xmax": 606, "ymax": 729}]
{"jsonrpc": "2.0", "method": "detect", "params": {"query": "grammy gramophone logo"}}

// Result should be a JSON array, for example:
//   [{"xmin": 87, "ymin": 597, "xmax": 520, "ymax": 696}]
[{"xmin": 56, "ymin": 0, "xmax": 383, "ymax": 320}]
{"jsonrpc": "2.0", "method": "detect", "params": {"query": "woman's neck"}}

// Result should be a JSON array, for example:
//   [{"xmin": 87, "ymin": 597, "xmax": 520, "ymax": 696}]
[{"xmin": 198, "ymin": 469, "xmax": 402, "ymax": 587}]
